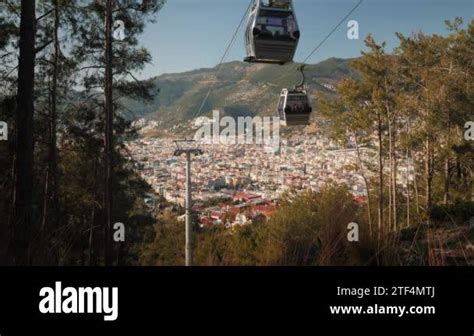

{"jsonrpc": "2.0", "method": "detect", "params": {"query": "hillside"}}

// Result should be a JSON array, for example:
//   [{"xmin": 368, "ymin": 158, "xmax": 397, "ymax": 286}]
[{"xmin": 121, "ymin": 57, "xmax": 357, "ymax": 126}]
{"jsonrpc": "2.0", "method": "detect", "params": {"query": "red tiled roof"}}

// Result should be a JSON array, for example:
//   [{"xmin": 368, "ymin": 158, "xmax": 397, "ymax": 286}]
[{"xmin": 353, "ymin": 196, "xmax": 367, "ymax": 205}]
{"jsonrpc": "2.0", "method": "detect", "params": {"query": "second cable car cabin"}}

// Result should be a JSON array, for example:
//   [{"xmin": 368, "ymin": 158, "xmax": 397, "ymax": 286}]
[
  {"xmin": 244, "ymin": 0, "xmax": 300, "ymax": 65},
  {"xmin": 277, "ymin": 88, "xmax": 312, "ymax": 126},
  {"xmin": 277, "ymin": 65, "xmax": 312, "ymax": 126}
]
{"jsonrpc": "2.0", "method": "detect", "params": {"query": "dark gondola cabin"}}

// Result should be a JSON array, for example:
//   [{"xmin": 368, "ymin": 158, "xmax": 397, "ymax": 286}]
[
  {"xmin": 277, "ymin": 88, "xmax": 312, "ymax": 126},
  {"xmin": 244, "ymin": 0, "xmax": 300, "ymax": 65}
]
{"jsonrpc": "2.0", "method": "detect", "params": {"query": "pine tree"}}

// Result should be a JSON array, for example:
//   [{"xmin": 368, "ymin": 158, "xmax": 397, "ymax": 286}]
[
  {"xmin": 8, "ymin": 0, "xmax": 36, "ymax": 265},
  {"xmin": 69, "ymin": 0, "xmax": 164, "ymax": 265}
]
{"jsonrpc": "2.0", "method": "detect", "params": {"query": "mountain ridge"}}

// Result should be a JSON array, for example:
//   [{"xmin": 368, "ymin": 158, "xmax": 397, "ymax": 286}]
[{"xmin": 122, "ymin": 57, "xmax": 357, "ymax": 126}]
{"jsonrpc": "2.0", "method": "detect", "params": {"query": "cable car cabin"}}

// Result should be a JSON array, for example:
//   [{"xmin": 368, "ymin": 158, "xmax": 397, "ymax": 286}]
[
  {"xmin": 277, "ymin": 88, "xmax": 312, "ymax": 126},
  {"xmin": 244, "ymin": 0, "xmax": 300, "ymax": 65}
]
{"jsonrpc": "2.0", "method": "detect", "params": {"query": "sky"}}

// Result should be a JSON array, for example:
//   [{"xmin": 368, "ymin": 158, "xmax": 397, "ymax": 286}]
[{"xmin": 135, "ymin": 0, "xmax": 473, "ymax": 79}]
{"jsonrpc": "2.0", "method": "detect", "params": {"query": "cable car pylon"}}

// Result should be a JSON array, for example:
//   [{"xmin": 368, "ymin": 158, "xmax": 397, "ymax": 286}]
[{"xmin": 173, "ymin": 140, "xmax": 203, "ymax": 266}]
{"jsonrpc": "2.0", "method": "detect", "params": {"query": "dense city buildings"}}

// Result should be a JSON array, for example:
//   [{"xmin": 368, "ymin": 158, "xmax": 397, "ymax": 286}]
[{"xmin": 125, "ymin": 119, "xmax": 413, "ymax": 228}]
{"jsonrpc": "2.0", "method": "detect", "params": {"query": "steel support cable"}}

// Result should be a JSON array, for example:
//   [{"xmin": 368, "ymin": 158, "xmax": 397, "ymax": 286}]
[{"xmin": 192, "ymin": 0, "xmax": 254, "ymax": 119}]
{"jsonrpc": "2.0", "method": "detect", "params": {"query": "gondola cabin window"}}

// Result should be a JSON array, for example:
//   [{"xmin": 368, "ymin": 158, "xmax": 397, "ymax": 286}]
[
  {"xmin": 256, "ymin": 10, "xmax": 297, "ymax": 40},
  {"xmin": 286, "ymin": 95, "xmax": 307, "ymax": 113}
]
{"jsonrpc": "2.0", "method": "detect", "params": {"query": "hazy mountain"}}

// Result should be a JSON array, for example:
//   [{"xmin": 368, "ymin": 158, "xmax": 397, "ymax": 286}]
[{"xmin": 121, "ymin": 57, "xmax": 357, "ymax": 126}]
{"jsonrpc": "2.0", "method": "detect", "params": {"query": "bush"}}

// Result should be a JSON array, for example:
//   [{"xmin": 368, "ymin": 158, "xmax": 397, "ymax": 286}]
[
  {"xmin": 257, "ymin": 184, "xmax": 359, "ymax": 266},
  {"xmin": 431, "ymin": 201, "xmax": 474, "ymax": 224}
]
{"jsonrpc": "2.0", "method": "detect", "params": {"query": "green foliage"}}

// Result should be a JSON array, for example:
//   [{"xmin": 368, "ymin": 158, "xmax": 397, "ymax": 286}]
[
  {"xmin": 258, "ymin": 185, "xmax": 360, "ymax": 266},
  {"xmin": 0, "ymin": 0, "xmax": 166, "ymax": 265},
  {"xmin": 320, "ymin": 19, "xmax": 474, "ymax": 239},
  {"xmin": 140, "ymin": 214, "xmax": 185, "ymax": 266},
  {"xmin": 431, "ymin": 201, "xmax": 474, "ymax": 224},
  {"xmin": 142, "ymin": 185, "xmax": 364, "ymax": 266}
]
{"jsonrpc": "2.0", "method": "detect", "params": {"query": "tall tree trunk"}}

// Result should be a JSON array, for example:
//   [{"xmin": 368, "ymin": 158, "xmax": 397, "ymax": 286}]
[
  {"xmin": 443, "ymin": 157, "xmax": 449, "ymax": 205},
  {"xmin": 104, "ymin": 0, "xmax": 114, "ymax": 265},
  {"xmin": 387, "ymin": 117, "xmax": 392, "ymax": 232},
  {"xmin": 406, "ymin": 149, "xmax": 410, "ymax": 228},
  {"xmin": 386, "ymin": 102, "xmax": 397, "ymax": 232},
  {"xmin": 470, "ymin": 169, "xmax": 474, "ymax": 202},
  {"xmin": 49, "ymin": 0, "xmax": 60, "ymax": 230},
  {"xmin": 41, "ymin": 170, "xmax": 49, "ymax": 232},
  {"xmin": 442, "ymin": 120, "xmax": 451, "ymax": 206},
  {"xmin": 413, "ymin": 153, "xmax": 420, "ymax": 216},
  {"xmin": 9, "ymin": 0, "xmax": 36, "ymax": 265},
  {"xmin": 88, "ymin": 207, "xmax": 96, "ymax": 266},
  {"xmin": 354, "ymin": 135, "xmax": 372, "ymax": 239},
  {"xmin": 40, "ymin": 1, "xmax": 60, "ymax": 264},
  {"xmin": 88, "ymin": 157, "xmax": 99, "ymax": 266},
  {"xmin": 2, "ymin": 153, "xmax": 16, "ymax": 263},
  {"xmin": 392, "ymin": 128, "xmax": 398, "ymax": 231},
  {"xmin": 377, "ymin": 113, "xmax": 384, "ymax": 243},
  {"xmin": 442, "ymin": 62, "xmax": 453, "ymax": 206},
  {"xmin": 425, "ymin": 139, "xmax": 433, "ymax": 223},
  {"xmin": 39, "ymin": 75, "xmax": 52, "ymax": 234}
]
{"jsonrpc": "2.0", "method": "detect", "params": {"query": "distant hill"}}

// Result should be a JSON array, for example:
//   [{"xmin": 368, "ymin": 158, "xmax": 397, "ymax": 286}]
[{"xmin": 120, "ymin": 57, "xmax": 357, "ymax": 126}]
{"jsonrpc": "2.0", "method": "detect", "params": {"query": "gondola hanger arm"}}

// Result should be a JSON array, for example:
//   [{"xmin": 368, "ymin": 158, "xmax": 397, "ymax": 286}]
[{"xmin": 295, "ymin": 64, "xmax": 306, "ymax": 90}]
